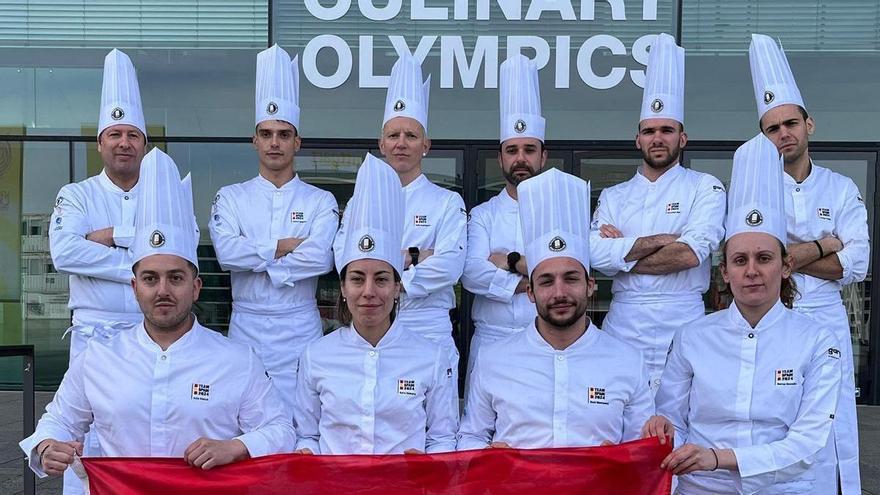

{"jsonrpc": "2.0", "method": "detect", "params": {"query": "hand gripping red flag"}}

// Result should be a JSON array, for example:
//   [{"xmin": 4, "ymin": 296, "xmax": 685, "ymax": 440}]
[{"xmin": 81, "ymin": 437, "xmax": 672, "ymax": 495}]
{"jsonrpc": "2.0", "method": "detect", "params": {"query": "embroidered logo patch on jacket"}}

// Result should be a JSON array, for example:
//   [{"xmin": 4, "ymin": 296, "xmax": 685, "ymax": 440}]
[
  {"xmin": 191, "ymin": 383, "xmax": 211, "ymax": 401},
  {"xmin": 398, "ymin": 379, "xmax": 417, "ymax": 396},
  {"xmin": 588, "ymin": 387, "xmax": 608, "ymax": 405},
  {"xmin": 775, "ymin": 369, "xmax": 796, "ymax": 386}
]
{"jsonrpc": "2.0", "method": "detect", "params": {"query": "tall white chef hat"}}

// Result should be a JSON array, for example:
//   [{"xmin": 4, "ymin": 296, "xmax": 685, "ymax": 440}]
[
  {"xmin": 131, "ymin": 148, "xmax": 200, "ymax": 271},
  {"xmin": 640, "ymin": 33, "xmax": 685, "ymax": 125},
  {"xmin": 725, "ymin": 133, "xmax": 786, "ymax": 243},
  {"xmin": 749, "ymin": 34, "xmax": 805, "ymax": 121},
  {"xmin": 383, "ymin": 53, "xmax": 430, "ymax": 133},
  {"xmin": 335, "ymin": 154, "xmax": 405, "ymax": 275},
  {"xmin": 499, "ymin": 54, "xmax": 545, "ymax": 143},
  {"xmin": 518, "ymin": 168, "xmax": 591, "ymax": 277},
  {"xmin": 255, "ymin": 44, "xmax": 301, "ymax": 131},
  {"xmin": 98, "ymin": 49, "xmax": 146, "ymax": 138}
]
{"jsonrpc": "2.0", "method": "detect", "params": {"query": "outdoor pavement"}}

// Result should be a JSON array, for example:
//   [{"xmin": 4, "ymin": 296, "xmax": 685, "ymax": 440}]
[{"xmin": 0, "ymin": 391, "xmax": 878, "ymax": 494}]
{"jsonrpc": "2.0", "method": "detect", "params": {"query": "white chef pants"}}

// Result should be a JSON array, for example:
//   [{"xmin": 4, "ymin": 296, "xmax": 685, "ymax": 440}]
[
  {"xmin": 602, "ymin": 293, "xmax": 705, "ymax": 397},
  {"xmin": 228, "ymin": 303, "xmax": 322, "ymax": 418},
  {"xmin": 464, "ymin": 323, "xmax": 529, "ymax": 402}
]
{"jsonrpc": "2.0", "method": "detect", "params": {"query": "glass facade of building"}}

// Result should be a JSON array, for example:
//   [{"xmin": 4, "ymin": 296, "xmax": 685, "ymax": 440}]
[{"xmin": 0, "ymin": 1, "xmax": 877, "ymax": 403}]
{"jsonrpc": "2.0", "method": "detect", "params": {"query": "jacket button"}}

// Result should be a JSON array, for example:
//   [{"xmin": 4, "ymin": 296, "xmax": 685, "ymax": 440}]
[{"xmin": 748, "ymin": 333, "xmax": 754, "ymax": 339}]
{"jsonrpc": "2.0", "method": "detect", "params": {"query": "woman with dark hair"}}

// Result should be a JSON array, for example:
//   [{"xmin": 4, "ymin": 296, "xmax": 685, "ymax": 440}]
[
  {"xmin": 651, "ymin": 134, "xmax": 841, "ymax": 494},
  {"xmin": 292, "ymin": 154, "xmax": 458, "ymax": 455}
]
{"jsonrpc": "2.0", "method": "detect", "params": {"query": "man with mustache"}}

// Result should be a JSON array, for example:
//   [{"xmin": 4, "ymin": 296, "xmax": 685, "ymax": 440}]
[
  {"xmin": 461, "ymin": 54, "xmax": 546, "ymax": 387},
  {"xmin": 458, "ymin": 169, "xmax": 664, "ymax": 449},
  {"xmin": 21, "ymin": 150, "xmax": 294, "ymax": 489},
  {"xmin": 590, "ymin": 34, "xmax": 726, "ymax": 397},
  {"xmin": 48, "ymin": 49, "xmax": 149, "ymax": 495},
  {"xmin": 749, "ymin": 34, "xmax": 868, "ymax": 494}
]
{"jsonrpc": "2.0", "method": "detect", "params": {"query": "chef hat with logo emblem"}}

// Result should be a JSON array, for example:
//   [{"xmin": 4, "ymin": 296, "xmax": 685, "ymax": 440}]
[
  {"xmin": 255, "ymin": 44, "xmax": 301, "ymax": 131},
  {"xmin": 725, "ymin": 133, "xmax": 786, "ymax": 243},
  {"xmin": 383, "ymin": 53, "xmax": 430, "ymax": 133},
  {"xmin": 639, "ymin": 33, "xmax": 685, "ymax": 125},
  {"xmin": 499, "ymin": 54, "xmax": 545, "ymax": 143},
  {"xmin": 335, "ymin": 153, "xmax": 405, "ymax": 275},
  {"xmin": 98, "ymin": 49, "xmax": 146, "ymax": 138},
  {"xmin": 518, "ymin": 168, "xmax": 590, "ymax": 277},
  {"xmin": 131, "ymin": 148, "xmax": 199, "ymax": 271},
  {"xmin": 749, "ymin": 34, "xmax": 805, "ymax": 121}
]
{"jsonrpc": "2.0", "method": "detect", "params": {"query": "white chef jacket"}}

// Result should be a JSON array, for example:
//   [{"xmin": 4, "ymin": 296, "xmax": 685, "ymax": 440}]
[
  {"xmin": 590, "ymin": 164, "xmax": 726, "ymax": 296},
  {"xmin": 590, "ymin": 164, "xmax": 726, "ymax": 390},
  {"xmin": 20, "ymin": 320, "xmax": 295, "ymax": 477},
  {"xmin": 209, "ymin": 174, "xmax": 337, "ymax": 312},
  {"xmin": 655, "ymin": 301, "xmax": 841, "ymax": 495},
  {"xmin": 50, "ymin": 170, "xmax": 143, "ymax": 341},
  {"xmin": 457, "ymin": 322, "xmax": 653, "ymax": 450},
  {"xmin": 397, "ymin": 175, "xmax": 467, "ymax": 336},
  {"xmin": 784, "ymin": 161, "xmax": 868, "ymax": 495},
  {"xmin": 333, "ymin": 174, "xmax": 467, "ymax": 339},
  {"xmin": 293, "ymin": 319, "xmax": 458, "ymax": 454},
  {"xmin": 785, "ymin": 162, "xmax": 869, "ymax": 307},
  {"xmin": 461, "ymin": 189, "xmax": 536, "ymax": 339}
]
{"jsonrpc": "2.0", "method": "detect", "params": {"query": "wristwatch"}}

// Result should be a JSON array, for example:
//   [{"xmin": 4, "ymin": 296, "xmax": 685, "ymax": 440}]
[
  {"xmin": 408, "ymin": 247, "xmax": 420, "ymax": 267},
  {"xmin": 507, "ymin": 251, "xmax": 522, "ymax": 275}
]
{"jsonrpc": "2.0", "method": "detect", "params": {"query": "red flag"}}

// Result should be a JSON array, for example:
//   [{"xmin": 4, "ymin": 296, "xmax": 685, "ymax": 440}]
[{"xmin": 82, "ymin": 437, "xmax": 671, "ymax": 495}]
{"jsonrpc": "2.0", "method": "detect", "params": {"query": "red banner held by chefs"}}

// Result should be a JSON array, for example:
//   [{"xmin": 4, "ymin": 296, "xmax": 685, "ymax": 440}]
[{"xmin": 81, "ymin": 437, "xmax": 672, "ymax": 495}]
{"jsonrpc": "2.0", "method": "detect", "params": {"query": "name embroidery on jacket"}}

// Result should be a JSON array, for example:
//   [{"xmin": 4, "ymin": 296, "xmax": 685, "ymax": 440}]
[
  {"xmin": 191, "ymin": 383, "xmax": 211, "ymax": 401},
  {"xmin": 588, "ymin": 387, "xmax": 608, "ymax": 405},
  {"xmin": 291, "ymin": 211, "xmax": 306, "ymax": 223},
  {"xmin": 775, "ymin": 369, "xmax": 796, "ymax": 386},
  {"xmin": 398, "ymin": 379, "xmax": 417, "ymax": 396},
  {"xmin": 817, "ymin": 207, "xmax": 831, "ymax": 220},
  {"xmin": 414, "ymin": 215, "xmax": 429, "ymax": 227},
  {"xmin": 666, "ymin": 202, "xmax": 680, "ymax": 214}
]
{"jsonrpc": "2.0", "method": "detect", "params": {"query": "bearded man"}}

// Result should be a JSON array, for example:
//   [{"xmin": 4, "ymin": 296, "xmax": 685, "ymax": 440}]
[{"xmin": 589, "ymin": 34, "xmax": 726, "ymax": 396}]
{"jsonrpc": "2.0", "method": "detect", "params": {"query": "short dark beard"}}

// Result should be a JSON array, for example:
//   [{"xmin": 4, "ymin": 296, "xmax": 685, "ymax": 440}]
[
  {"xmin": 144, "ymin": 309, "xmax": 193, "ymax": 333},
  {"xmin": 536, "ymin": 297, "xmax": 589, "ymax": 330},
  {"xmin": 502, "ymin": 163, "xmax": 538, "ymax": 187},
  {"xmin": 641, "ymin": 143, "xmax": 681, "ymax": 170}
]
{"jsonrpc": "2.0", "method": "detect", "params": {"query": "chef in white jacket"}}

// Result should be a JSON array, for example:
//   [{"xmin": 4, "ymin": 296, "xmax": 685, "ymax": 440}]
[
  {"xmin": 295, "ymin": 154, "xmax": 458, "ymax": 454},
  {"xmin": 209, "ymin": 45, "xmax": 337, "ymax": 414},
  {"xmin": 21, "ymin": 149, "xmax": 295, "ymax": 487},
  {"xmin": 591, "ymin": 34, "xmax": 726, "ymax": 394},
  {"xmin": 334, "ymin": 53, "xmax": 466, "ymax": 392},
  {"xmin": 461, "ymin": 54, "xmax": 546, "ymax": 382},
  {"xmin": 457, "ymin": 168, "xmax": 657, "ymax": 450},
  {"xmin": 653, "ymin": 134, "xmax": 841, "ymax": 495},
  {"xmin": 748, "ymin": 34, "xmax": 868, "ymax": 495},
  {"xmin": 49, "ymin": 48, "xmax": 148, "ymax": 495},
  {"xmin": 51, "ymin": 49, "xmax": 147, "ymax": 360}
]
